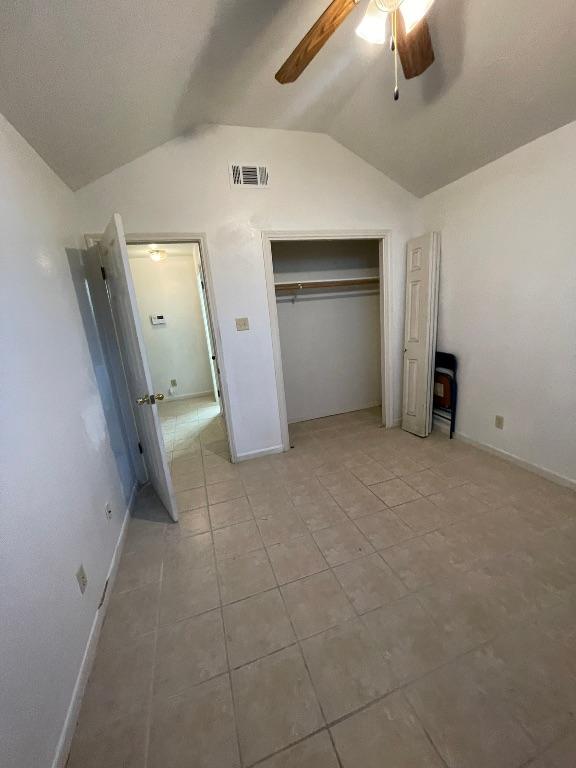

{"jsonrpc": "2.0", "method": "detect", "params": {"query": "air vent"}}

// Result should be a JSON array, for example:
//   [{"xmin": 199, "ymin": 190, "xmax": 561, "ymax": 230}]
[{"xmin": 229, "ymin": 163, "xmax": 270, "ymax": 189}]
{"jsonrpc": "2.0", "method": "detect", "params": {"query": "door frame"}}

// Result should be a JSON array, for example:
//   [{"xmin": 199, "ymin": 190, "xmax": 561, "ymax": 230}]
[
  {"xmin": 85, "ymin": 231, "xmax": 238, "ymax": 463},
  {"xmin": 262, "ymin": 229, "xmax": 394, "ymax": 453}
]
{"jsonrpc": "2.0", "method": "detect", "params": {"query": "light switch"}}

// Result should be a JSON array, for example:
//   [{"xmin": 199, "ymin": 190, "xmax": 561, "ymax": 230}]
[{"xmin": 236, "ymin": 317, "xmax": 250, "ymax": 331}]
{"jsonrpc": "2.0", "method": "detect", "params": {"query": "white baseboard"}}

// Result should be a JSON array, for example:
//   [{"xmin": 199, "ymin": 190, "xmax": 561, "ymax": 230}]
[
  {"xmin": 52, "ymin": 483, "xmax": 137, "ymax": 768},
  {"xmin": 436, "ymin": 424, "xmax": 576, "ymax": 491},
  {"xmin": 164, "ymin": 390, "xmax": 213, "ymax": 402},
  {"xmin": 287, "ymin": 401, "xmax": 382, "ymax": 425},
  {"xmin": 235, "ymin": 444, "xmax": 285, "ymax": 462}
]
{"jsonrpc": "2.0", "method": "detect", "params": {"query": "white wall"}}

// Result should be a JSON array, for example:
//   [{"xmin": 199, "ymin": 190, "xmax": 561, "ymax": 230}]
[
  {"xmin": 77, "ymin": 125, "xmax": 418, "ymax": 458},
  {"xmin": 128, "ymin": 247, "xmax": 212, "ymax": 398},
  {"xmin": 418, "ymin": 121, "xmax": 576, "ymax": 483},
  {"xmin": 273, "ymin": 239, "xmax": 381, "ymax": 423},
  {"xmin": 0, "ymin": 113, "xmax": 132, "ymax": 768}
]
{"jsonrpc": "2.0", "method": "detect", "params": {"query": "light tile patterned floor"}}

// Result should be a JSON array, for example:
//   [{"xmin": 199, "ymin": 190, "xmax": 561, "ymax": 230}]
[
  {"xmin": 68, "ymin": 406, "xmax": 576, "ymax": 768},
  {"xmin": 158, "ymin": 394, "xmax": 227, "ymax": 465}
]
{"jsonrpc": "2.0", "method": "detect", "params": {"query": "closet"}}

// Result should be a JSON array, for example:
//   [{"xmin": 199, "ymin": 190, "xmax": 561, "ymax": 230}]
[{"xmin": 272, "ymin": 239, "xmax": 382, "ymax": 425}]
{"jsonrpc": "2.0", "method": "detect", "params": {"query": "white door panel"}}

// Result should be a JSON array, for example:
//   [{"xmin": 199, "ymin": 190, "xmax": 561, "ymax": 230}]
[
  {"xmin": 85, "ymin": 244, "xmax": 147, "ymax": 486},
  {"xmin": 100, "ymin": 214, "xmax": 178, "ymax": 520},
  {"xmin": 402, "ymin": 233, "xmax": 440, "ymax": 437}
]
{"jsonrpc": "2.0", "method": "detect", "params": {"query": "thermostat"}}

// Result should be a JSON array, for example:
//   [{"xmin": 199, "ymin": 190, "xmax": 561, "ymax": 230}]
[{"xmin": 150, "ymin": 314, "xmax": 166, "ymax": 325}]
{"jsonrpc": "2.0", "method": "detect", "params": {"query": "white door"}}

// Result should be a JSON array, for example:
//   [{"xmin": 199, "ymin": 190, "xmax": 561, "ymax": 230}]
[
  {"xmin": 401, "ymin": 233, "xmax": 440, "ymax": 437},
  {"xmin": 100, "ymin": 214, "xmax": 178, "ymax": 521}
]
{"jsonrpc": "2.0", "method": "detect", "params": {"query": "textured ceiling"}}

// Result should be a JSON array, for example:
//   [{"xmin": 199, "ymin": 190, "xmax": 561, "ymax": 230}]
[{"xmin": 1, "ymin": 0, "xmax": 576, "ymax": 195}]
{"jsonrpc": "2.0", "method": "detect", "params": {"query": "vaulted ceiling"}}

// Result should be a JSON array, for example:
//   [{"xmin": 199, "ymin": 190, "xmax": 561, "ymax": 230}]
[{"xmin": 1, "ymin": 0, "xmax": 575, "ymax": 195}]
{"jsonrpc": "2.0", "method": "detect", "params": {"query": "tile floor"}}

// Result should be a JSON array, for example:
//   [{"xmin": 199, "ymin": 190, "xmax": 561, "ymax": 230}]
[
  {"xmin": 157, "ymin": 395, "xmax": 227, "ymax": 467},
  {"xmin": 68, "ymin": 406, "xmax": 576, "ymax": 768}
]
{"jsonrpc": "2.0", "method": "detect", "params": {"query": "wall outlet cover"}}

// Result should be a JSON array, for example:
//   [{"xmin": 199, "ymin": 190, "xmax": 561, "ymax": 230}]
[
  {"xmin": 235, "ymin": 317, "xmax": 250, "ymax": 331},
  {"xmin": 495, "ymin": 415, "xmax": 504, "ymax": 429},
  {"xmin": 76, "ymin": 564, "xmax": 88, "ymax": 595},
  {"xmin": 170, "ymin": 379, "xmax": 177, "ymax": 387}
]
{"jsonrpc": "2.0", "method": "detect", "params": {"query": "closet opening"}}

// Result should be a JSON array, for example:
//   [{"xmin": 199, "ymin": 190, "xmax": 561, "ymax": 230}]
[{"xmin": 263, "ymin": 231, "xmax": 393, "ymax": 452}]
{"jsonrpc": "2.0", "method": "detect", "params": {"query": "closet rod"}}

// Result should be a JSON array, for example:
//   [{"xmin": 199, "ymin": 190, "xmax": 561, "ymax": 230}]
[{"xmin": 275, "ymin": 277, "xmax": 379, "ymax": 293}]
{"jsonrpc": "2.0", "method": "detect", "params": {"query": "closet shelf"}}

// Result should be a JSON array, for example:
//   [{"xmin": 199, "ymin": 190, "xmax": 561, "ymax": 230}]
[{"xmin": 274, "ymin": 277, "xmax": 379, "ymax": 294}]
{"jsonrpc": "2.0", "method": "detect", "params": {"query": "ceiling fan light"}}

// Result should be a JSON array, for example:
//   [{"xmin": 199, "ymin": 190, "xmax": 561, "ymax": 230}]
[
  {"xmin": 400, "ymin": 0, "xmax": 436, "ymax": 33},
  {"xmin": 355, "ymin": 0, "xmax": 388, "ymax": 45}
]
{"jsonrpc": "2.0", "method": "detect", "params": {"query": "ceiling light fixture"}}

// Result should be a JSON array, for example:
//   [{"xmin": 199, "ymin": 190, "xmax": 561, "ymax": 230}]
[
  {"xmin": 356, "ymin": 0, "xmax": 436, "ymax": 99},
  {"xmin": 148, "ymin": 245, "xmax": 167, "ymax": 262},
  {"xmin": 355, "ymin": 0, "xmax": 389, "ymax": 45},
  {"xmin": 401, "ymin": 0, "xmax": 436, "ymax": 33}
]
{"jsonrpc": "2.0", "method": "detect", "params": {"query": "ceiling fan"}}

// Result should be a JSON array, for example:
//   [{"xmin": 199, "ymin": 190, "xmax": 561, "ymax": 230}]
[{"xmin": 275, "ymin": 0, "xmax": 436, "ymax": 99}]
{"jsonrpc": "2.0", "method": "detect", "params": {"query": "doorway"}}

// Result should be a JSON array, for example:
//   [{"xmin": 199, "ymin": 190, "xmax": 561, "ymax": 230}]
[
  {"xmin": 85, "ymin": 221, "xmax": 236, "ymax": 521},
  {"xmin": 263, "ymin": 230, "xmax": 393, "ymax": 452},
  {"xmin": 124, "ymin": 238, "xmax": 232, "ymax": 466}
]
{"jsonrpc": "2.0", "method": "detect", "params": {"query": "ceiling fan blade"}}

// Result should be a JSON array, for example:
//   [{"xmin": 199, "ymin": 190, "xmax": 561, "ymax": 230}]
[
  {"xmin": 275, "ymin": 0, "xmax": 359, "ymax": 84},
  {"xmin": 396, "ymin": 13, "xmax": 435, "ymax": 79}
]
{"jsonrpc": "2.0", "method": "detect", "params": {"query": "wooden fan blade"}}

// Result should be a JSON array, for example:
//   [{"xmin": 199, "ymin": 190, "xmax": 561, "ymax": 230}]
[
  {"xmin": 275, "ymin": 0, "xmax": 359, "ymax": 84},
  {"xmin": 396, "ymin": 13, "xmax": 435, "ymax": 79}
]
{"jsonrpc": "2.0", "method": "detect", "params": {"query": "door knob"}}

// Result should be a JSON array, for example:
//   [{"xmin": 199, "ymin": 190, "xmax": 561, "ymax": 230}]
[{"xmin": 136, "ymin": 393, "xmax": 165, "ymax": 405}]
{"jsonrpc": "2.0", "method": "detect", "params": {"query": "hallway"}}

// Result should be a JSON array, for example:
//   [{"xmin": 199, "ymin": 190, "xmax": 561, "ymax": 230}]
[
  {"xmin": 158, "ymin": 394, "xmax": 227, "ymax": 464},
  {"xmin": 68, "ymin": 409, "xmax": 576, "ymax": 768}
]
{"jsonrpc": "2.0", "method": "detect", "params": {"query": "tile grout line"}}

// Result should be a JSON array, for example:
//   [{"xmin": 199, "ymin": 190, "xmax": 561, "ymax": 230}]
[
  {"xmin": 258, "ymin": 529, "xmax": 336, "ymax": 747},
  {"xmin": 142, "ymin": 557, "xmax": 164, "ymax": 768},
  {"xmin": 402, "ymin": 692, "xmax": 450, "ymax": 768},
  {"xmin": 517, "ymin": 725, "xmax": 576, "ymax": 768},
  {"xmin": 243, "ymin": 725, "xmax": 329, "ymax": 768},
  {"xmin": 323, "ymin": 584, "xmax": 568, "ymax": 735},
  {"xmin": 207, "ymin": 496, "xmax": 245, "ymax": 768}
]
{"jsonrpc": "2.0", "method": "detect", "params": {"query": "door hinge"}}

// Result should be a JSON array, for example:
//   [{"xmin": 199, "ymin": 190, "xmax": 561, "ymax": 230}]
[
  {"xmin": 138, "ymin": 442, "xmax": 143, "ymax": 454},
  {"xmin": 97, "ymin": 578, "xmax": 109, "ymax": 610},
  {"xmin": 100, "ymin": 266, "xmax": 107, "ymax": 280}
]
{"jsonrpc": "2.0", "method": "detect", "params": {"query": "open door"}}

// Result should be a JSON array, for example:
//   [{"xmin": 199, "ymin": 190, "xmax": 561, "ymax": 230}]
[
  {"xmin": 100, "ymin": 214, "xmax": 178, "ymax": 521},
  {"xmin": 401, "ymin": 233, "xmax": 440, "ymax": 437}
]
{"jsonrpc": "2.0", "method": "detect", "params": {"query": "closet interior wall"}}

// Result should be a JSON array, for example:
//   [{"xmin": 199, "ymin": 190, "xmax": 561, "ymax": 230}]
[{"xmin": 272, "ymin": 239, "xmax": 382, "ymax": 425}]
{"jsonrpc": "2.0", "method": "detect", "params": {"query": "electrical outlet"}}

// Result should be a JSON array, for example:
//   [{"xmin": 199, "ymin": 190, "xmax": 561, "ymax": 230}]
[
  {"xmin": 170, "ymin": 378, "xmax": 177, "ymax": 387},
  {"xmin": 235, "ymin": 317, "xmax": 250, "ymax": 331},
  {"xmin": 104, "ymin": 503, "xmax": 113, "ymax": 521},
  {"xmin": 495, "ymin": 415, "xmax": 504, "ymax": 430},
  {"xmin": 76, "ymin": 564, "xmax": 88, "ymax": 595}
]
